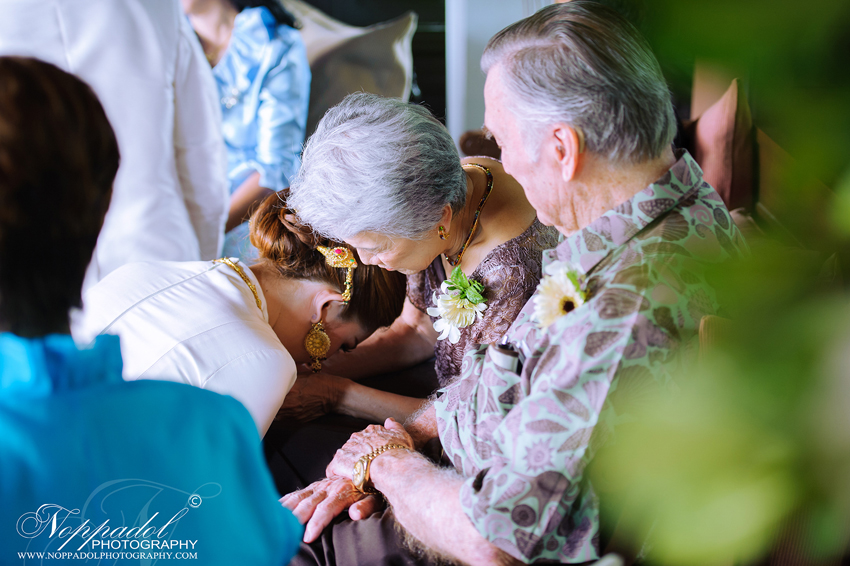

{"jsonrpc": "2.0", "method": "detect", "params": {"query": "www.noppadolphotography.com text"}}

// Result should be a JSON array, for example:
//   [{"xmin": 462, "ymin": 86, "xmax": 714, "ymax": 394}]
[{"xmin": 7, "ymin": 479, "xmax": 222, "ymax": 563}]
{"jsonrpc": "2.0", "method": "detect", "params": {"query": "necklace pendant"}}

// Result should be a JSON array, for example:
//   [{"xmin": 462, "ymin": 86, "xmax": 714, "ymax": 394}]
[{"xmin": 445, "ymin": 163, "xmax": 494, "ymax": 269}]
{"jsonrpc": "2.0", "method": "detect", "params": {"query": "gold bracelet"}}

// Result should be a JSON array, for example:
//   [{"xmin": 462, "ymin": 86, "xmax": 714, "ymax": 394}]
[
  {"xmin": 353, "ymin": 443, "xmax": 410, "ymax": 494},
  {"xmin": 369, "ymin": 443, "xmax": 409, "ymax": 459}
]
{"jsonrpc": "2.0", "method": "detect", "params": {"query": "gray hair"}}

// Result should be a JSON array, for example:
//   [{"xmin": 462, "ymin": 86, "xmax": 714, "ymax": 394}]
[
  {"xmin": 288, "ymin": 93, "xmax": 466, "ymax": 241},
  {"xmin": 481, "ymin": 1, "xmax": 676, "ymax": 164}
]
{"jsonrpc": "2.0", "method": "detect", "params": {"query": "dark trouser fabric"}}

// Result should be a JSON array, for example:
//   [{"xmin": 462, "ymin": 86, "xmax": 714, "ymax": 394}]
[
  {"xmin": 264, "ymin": 361, "xmax": 440, "ymax": 496},
  {"xmin": 290, "ymin": 508, "xmax": 443, "ymax": 566},
  {"xmin": 264, "ymin": 361, "xmax": 442, "ymax": 566}
]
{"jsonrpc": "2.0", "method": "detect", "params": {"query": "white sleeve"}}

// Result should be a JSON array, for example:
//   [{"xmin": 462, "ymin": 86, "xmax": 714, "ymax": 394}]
[
  {"xmin": 201, "ymin": 349, "xmax": 297, "ymax": 438},
  {"xmin": 173, "ymin": 14, "xmax": 229, "ymax": 260}
]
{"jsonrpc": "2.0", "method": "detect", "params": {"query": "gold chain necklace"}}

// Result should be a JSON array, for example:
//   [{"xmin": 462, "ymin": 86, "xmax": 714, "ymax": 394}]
[
  {"xmin": 214, "ymin": 258, "xmax": 262, "ymax": 310},
  {"xmin": 444, "ymin": 163, "xmax": 494, "ymax": 268}
]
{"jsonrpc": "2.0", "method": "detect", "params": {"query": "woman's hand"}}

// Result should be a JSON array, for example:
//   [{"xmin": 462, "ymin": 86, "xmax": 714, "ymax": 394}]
[
  {"xmin": 280, "ymin": 477, "xmax": 385, "ymax": 542},
  {"xmin": 225, "ymin": 172, "xmax": 272, "ymax": 232},
  {"xmin": 275, "ymin": 373, "xmax": 344, "ymax": 423},
  {"xmin": 325, "ymin": 418, "xmax": 415, "ymax": 480}
]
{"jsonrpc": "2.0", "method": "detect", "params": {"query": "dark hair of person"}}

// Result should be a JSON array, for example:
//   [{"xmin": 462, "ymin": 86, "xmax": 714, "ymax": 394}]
[
  {"xmin": 0, "ymin": 57, "xmax": 119, "ymax": 337},
  {"xmin": 250, "ymin": 191, "xmax": 406, "ymax": 332},
  {"xmin": 229, "ymin": 0, "xmax": 297, "ymax": 27}
]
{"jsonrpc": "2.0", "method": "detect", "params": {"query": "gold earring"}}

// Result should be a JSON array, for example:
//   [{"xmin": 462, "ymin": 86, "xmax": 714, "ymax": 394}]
[
  {"xmin": 304, "ymin": 321, "xmax": 331, "ymax": 372},
  {"xmin": 438, "ymin": 226, "xmax": 449, "ymax": 240}
]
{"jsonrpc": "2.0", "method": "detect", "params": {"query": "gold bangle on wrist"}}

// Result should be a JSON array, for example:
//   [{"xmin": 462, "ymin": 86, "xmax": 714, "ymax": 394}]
[{"xmin": 352, "ymin": 443, "xmax": 410, "ymax": 494}]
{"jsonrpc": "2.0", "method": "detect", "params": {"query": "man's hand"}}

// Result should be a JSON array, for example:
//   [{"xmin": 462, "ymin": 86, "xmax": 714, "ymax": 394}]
[
  {"xmin": 326, "ymin": 418, "xmax": 414, "ymax": 480},
  {"xmin": 280, "ymin": 477, "xmax": 384, "ymax": 542}
]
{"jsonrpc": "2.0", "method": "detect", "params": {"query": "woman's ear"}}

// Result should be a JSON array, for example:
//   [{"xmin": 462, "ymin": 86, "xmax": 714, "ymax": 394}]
[
  {"xmin": 440, "ymin": 204, "xmax": 452, "ymax": 228},
  {"xmin": 310, "ymin": 286, "xmax": 345, "ymax": 323}
]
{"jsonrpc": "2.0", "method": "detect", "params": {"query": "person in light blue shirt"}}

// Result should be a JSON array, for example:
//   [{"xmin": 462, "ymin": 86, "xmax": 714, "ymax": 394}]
[
  {"xmin": 184, "ymin": 0, "xmax": 311, "ymax": 261},
  {"xmin": 0, "ymin": 56, "xmax": 301, "ymax": 565}
]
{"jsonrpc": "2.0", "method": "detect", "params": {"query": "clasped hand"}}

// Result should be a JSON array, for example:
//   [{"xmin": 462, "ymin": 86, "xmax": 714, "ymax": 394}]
[
  {"xmin": 275, "ymin": 373, "xmax": 340, "ymax": 423},
  {"xmin": 280, "ymin": 418, "xmax": 415, "ymax": 543}
]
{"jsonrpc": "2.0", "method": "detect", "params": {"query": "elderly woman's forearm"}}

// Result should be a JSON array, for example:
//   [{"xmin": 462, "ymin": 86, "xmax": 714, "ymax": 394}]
[
  {"xmin": 321, "ymin": 302, "xmax": 437, "ymax": 379},
  {"xmin": 371, "ymin": 452, "xmax": 519, "ymax": 566},
  {"xmin": 226, "ymin": 171, "xmax": 271, "ymax": 232},
  {"xmin": 334, "ymin": 379, "xmax": 427, "ymax": 424}
]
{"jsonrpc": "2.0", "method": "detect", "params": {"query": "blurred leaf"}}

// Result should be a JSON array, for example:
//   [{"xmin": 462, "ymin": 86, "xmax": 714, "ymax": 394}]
[
  {"xmin": 591, "ymin": 250, "xmax": 850, "ymax": 564},
  {"xmin": 829, "ymin": 166, "xmax": 850, "ymax": 236},
  {"xmin": 640, "ymin": 0, "xmax": 850, "ymax": 186}
]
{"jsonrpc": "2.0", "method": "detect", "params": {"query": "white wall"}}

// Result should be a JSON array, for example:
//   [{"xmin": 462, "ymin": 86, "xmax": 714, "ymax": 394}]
[{"xmin": 446, "ymin": 0, "xmax": 553, "ymax": 144}]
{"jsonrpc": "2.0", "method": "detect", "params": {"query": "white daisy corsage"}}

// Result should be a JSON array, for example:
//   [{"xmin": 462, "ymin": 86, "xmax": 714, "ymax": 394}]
[
  {"xmin": 532, "ymin": 261, "xmax": 587, "ymax": 328},
  {"xmin": 426, "ymin": 267, "xmax": 488, "ymax": 344}
]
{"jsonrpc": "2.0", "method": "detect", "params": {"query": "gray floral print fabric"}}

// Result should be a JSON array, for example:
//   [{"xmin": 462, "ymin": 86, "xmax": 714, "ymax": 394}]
[{"xmin": 434, "ymin": 150, "xmax": 749, "ymax": 563}]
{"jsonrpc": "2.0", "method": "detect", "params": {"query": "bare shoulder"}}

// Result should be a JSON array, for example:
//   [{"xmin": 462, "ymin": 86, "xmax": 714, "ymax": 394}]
[
  {"xmin": 463, "ymin": 157, "xmax": 536, "ymax": 231},
  {"xmin": 461, "ymin": 156, "xmax": 512, "ymax": 189},
  {"xmin": 458, "ymin": 158, "xmax": 540, "ymax": 271}
]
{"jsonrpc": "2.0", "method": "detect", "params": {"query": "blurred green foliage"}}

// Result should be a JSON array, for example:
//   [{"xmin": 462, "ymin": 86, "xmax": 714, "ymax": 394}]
[
  {"xmin": 640, "ymin": 0, "xmax": 850, "ymax": 190},
  {"xmin": 564, "ymin": 2, "xmax": 850, "ymax": 562},
  {"xmin": 592, "ymin": 247, "xmax": 850, "ymax": 564}
]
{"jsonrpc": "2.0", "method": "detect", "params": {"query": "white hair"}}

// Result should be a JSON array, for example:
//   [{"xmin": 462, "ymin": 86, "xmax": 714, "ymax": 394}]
[
  {"xmin": 288, "ymin": 93, "xmax": 467, "ymax": 241},
  {"xmin": 481, "ymin": 1, "xmax": 676, "ymax": 164}
]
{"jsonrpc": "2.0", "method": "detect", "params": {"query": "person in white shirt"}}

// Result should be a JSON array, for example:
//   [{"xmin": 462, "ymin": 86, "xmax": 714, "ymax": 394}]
[
  {"xmin": 0, "ymin": 0, "xmax": 230, "ymax": 291},
  {"xmin": 76, "ymin": 193, "xmax": 407, "ymax": 437}
]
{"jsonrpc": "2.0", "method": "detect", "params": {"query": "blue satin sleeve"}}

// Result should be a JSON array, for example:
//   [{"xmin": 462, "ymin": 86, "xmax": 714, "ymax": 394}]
[
  {"xmin": 217, "ymin": 11, "xmax": 310, "ymax": 195},
  {"xmin": 253, "ymin": 29, "xmax": 310, "ymax": 191}
]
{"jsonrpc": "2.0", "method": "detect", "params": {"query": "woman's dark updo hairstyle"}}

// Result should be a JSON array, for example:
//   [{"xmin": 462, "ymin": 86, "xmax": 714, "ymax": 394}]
[
  {"xmin": 250, "ymin": 191, "xmax": 406, "ymax": 332},
  {"xmin": 0, "ymin": 57, "xmax": 119, "ymax": 337},
  {"xmin": 229, "ymin": 0, "xmax": 297, "ymax": 27}
]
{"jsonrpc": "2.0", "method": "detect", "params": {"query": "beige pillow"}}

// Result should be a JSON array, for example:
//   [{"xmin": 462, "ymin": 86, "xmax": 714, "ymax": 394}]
[{"xmin": 281, "ymin": 0, "xmax": 417, "ymax": 135}]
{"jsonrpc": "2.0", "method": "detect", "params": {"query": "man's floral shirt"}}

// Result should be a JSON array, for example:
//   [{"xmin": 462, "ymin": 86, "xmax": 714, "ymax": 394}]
[{"xmin": 435, "ymin": 151, "xmax": 748, "ymax": 563}]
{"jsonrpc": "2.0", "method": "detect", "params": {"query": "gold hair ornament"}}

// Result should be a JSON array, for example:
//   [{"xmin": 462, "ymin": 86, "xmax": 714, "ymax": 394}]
[
  {"xmin": 304, "ymin": 321, "xmax": 331, "ymax": 372},
  {"xmin": 316, "ymin": 246, "xmax": 358, "ymax": 304}
]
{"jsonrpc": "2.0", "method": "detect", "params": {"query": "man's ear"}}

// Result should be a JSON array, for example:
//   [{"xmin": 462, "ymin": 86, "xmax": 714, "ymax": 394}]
[
  {"xmin": 310, "ymin": 287, "xmax": 345, "ymax": 323},
  {"xmin": 552, "ymin": 124, "xmax": 583, "ymax": 182}
]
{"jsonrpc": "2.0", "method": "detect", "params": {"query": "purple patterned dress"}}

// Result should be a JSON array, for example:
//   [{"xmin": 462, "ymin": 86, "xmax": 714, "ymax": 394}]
[{"xmin": 407, "ymin": 218, "xmax": 559, "ymax": 387}]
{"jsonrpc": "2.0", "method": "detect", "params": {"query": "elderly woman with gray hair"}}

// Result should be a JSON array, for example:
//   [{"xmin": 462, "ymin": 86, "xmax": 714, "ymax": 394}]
[{"xmin": 282, "ymin": 92, "xmax": 558, "ymax": 424}]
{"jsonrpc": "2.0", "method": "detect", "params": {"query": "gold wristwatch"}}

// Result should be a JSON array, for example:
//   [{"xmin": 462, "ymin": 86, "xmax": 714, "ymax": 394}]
[{"xmin": 352, "ymin": 444, "xmax": 409, "ymax": 494}]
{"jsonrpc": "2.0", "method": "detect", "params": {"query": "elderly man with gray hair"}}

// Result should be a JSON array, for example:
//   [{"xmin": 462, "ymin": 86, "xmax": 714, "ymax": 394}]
[{"xmin": 282, "ymin": 2, "xmax": 747, "ymax": 565}]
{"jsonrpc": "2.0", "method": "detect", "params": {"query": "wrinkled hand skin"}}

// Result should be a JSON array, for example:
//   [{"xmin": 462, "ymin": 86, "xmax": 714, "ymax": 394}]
[
  {"xmin": 275, "ymin": 374, "xmax": 338, "ymax": 423},
  {"xmin": 279, "ymin": 419, "xmax": 415, "ymax": 543},
  {"xmin": 280, "ymin": 477, "xmax": 384, "ymax": 542},
  {"xmin": 326, "ymin": 418, "xmax": 415, "ymax": 480}
]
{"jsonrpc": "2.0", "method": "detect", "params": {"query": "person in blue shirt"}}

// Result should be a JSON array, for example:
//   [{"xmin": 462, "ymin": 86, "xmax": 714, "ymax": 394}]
[
  {"xmin": 183, "ymin": 0, "xmax": 311, "ymax": 261},
  {"xmin": 0, "ymin": 56, "xmax": 302, "ymax": 565}
]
